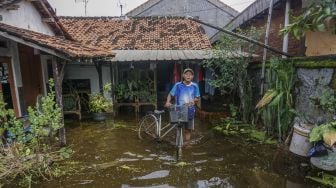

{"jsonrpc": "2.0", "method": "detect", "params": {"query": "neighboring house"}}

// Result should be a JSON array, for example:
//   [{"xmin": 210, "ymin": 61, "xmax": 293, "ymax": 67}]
[
  {"xmin": 0, "ymin": 0, "xmax": 114, "ymax": 117},
  {"xmin": 212, "ymin": 0, "xmax": 303, "ymax": 57},
  {"xmin": 212, "ymin": 0, "xmax": 336, "ymax": 123},
  {"xmin": 59, "ymin": 16, "xmax": 212, "ymax": 110},
  {"xmin": 125, "ymin": 0, "xmax": 239, "ymax": 39}
]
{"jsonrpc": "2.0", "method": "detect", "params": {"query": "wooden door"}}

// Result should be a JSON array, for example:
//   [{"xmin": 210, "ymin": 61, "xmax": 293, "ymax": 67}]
[
  {"xmin": 18, "ymin": 44, "xmax": 44, "ymax": 108},
  {"xmin": 0, "ymin": 57, "xmax": 19, "ymax": 116}
]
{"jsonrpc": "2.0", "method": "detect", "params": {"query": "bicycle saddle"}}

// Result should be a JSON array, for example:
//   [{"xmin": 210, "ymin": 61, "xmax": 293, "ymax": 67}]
[{"xmin": 154, "ymin": 110, "xmax": 165, "ymax": 114}]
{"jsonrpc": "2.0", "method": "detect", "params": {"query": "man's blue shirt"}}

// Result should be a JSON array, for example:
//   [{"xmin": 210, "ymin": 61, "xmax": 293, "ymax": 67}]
[{"xmin": 169, "ymin": 82, "xmax": 200, "ymax": 106}]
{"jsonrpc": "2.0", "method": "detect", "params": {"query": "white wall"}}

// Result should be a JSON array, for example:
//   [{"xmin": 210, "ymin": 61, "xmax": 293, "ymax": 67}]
[
  {"xmin": 64, "ymin": 64, "xmax": 112, "ymax": 98},
  {"xmin": 0, "ymin": 1, "xmax": 54, "ymax": 35}
]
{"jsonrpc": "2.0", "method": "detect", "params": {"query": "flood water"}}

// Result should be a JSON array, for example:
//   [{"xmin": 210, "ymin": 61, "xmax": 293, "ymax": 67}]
[{"xmin": 34, "ymin": 115, "xmax": 319, "ymax": 188}]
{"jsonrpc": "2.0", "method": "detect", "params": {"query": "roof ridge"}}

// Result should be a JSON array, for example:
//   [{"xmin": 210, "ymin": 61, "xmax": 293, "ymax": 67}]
[
  {"xmin": 225, "ymin": 0, "xmax": 281, "ymax": 30},
  {"xmin": 206, "ymin": 0, "xmax": 239, "ymax": 16},
  {"xmin": 126, "ymin": 0, "xmax": 162, "ymax": 17},
  {"xmin": 59, "ymin": 16, "xmax": 190, "ymax": 20}
]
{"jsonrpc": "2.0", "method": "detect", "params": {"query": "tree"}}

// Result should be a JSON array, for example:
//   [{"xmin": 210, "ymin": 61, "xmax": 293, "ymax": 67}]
[
  {"xmin": 282, "ymin": 0, "xmax": 336, "ymax": 39},
  {"xmin": 203, "ymin": 27, "xmax": 261, "ymax": 122}
]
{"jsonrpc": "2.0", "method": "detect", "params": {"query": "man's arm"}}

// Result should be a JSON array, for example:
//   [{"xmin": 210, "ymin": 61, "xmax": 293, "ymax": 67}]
[{"xmin": 165, "ymin": 94, "xmax": 173, "ymax": 107}]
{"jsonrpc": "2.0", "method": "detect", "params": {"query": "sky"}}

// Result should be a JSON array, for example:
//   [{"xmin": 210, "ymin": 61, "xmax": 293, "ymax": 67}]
[{"xmin": 48, "ymin": 0, "xmax": 254, "ymax": 17}]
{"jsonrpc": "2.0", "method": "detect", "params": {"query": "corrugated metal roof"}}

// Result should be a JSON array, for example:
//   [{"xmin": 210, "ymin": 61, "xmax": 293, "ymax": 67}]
[
  {"xmin": 211, "ymin": 0, "xmax": 282, "ymax": 43},
  {"xmin": 111, "ymin": 50, "xmax": 212, "ymax": 62},
  {"xmin": 110, "ymin": 49, "xmax": 255, "ymax": 62}
]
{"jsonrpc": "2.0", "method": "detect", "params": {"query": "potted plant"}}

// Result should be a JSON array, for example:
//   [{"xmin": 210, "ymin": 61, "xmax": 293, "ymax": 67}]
[{"xmin": 89, "ymin": 83, "xmax": 113, "ymax": 121}]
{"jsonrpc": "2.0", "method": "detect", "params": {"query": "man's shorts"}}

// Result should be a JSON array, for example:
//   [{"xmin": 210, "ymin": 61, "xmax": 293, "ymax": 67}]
[{"xmin": 183, "ymin": 119, "xmax": 194, "ymax": 130}]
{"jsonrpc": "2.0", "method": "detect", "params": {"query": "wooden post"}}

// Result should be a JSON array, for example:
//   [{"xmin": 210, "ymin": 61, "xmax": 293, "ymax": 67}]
[
  {"xmin": 94, "ymin": 62, "xmax": 103, "ymax": 94},
  {"xmin": 260, "ymin": 0, "xmax": 274, "ymax": 96},
  {"xmin": 153, "ymin": 63, "xmax": 157, "ymax": 109},
  {"xmin": 52, "ymin": 59, "xmax": 66, "ymax": 146}
]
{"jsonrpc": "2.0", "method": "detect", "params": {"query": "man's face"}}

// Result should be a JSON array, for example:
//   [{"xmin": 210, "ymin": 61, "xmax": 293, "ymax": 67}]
[{"xmin": 183, "ymin": 71, "xmax": 194, "ymax": 82}]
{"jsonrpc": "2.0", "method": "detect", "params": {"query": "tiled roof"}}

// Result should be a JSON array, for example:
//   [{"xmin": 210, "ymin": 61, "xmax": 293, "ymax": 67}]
[
  {"xmin": 0, "ymin": 23, "xmax": 114, "ymax": 59},
  {"xmin": 59, "ymin": 17, "xmax": 212, "ymax": 50}
]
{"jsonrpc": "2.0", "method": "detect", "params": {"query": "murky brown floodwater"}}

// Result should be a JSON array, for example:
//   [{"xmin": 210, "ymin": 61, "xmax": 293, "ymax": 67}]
[{"xmin": 33, "ymin": 115, "xmax": 319, "ymax": 188}]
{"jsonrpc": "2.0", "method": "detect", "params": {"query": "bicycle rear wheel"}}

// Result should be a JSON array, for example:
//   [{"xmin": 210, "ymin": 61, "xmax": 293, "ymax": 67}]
[{"xmin": 138, "ymin": 114, "xmax": 158, "ymax": 140}]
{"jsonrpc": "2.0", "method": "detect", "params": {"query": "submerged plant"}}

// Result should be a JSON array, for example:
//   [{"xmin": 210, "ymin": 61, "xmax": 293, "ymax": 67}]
[
  {"xmin": 0, "ymin": 79, "xmax": 72, "ymax": 185},
  {"xmin": 89, "ymin": 83, "xmax": 113, "ymax": 113},
  {"xmin": 307, "ymin": 172, "xmax": 336, "ymax": 187},
  {"xmin": 256, "ymin": 58, "xmax": 296, "ymax": 141},
  {"xmin": 203, "ymin": 27, "xmax": 261, "ymax": 122}
]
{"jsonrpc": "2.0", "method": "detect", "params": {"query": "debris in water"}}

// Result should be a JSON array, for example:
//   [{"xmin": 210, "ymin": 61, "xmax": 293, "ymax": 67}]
[
  {"xmin": 142, "ymin": 158, "xmax": 153, "ymax": 161},
  {"xmin": 195, "ymin": 167, "xmax": 202, "ymax": 172},
  {"xmin": 175, "ymin": 161, "xmax": 189, "ymax": 167},
  {"xmin": 194, "ymin": 160, "xmax": 208, "ymax": 164},
  {"xmin": 213, "ymin": 157, "xmax": 224, "ymax": 162},
  {"xmin": 124, "ymin": 152, "xmax": 137, "ymax": 157},
  {"xmin": 117, "ymin": 158, "xmax": 139, "ymax": 162},
  {"xmin": 191, "ymin": 152, "xmax": 207, "ymax": 156},
  {"xmin": 78, "ymin": 180, "xmax": 94, "ymax": 185},
  {"xmin": 132, "ymin": 170, "xmax": 170, "ymax": 180},
  {"xmin": 94, "ymin": 161, "xmax": 119, "ymax": 170}
]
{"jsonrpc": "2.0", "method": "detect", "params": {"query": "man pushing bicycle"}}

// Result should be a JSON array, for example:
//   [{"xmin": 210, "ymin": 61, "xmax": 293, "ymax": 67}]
[{"xmin": 164, "ymin": 68, "xmax": 200, "ymax": 146}]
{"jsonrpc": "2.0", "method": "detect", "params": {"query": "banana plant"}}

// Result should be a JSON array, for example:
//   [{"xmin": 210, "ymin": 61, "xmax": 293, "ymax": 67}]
[{"xmin": 256, "ymin": 58, "xmax": 296, "ymax": 142}]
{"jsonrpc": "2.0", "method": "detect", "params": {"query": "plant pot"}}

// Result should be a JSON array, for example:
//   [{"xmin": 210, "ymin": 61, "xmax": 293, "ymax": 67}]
[{"xmin": 92, "ymin": 112, "xmax": 107, "ymax": 121}]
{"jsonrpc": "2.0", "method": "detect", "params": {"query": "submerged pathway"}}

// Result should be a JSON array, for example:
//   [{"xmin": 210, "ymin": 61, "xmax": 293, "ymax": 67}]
[{"xmin": 34, "ymin": 116, "xmax": 316, "ymax": 188}]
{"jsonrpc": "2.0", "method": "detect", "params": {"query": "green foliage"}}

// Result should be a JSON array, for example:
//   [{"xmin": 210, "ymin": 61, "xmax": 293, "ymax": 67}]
[
  {"xmin": 114, "ymin": 70, "xmax": 156, "ymax": 103},
  {"xmin": 89, "ymin": 83, "xmax": 113, "ymax": 113},
  {"xmin": 256, "ymin": 58, "xmax": 296, "ymax": 141},
  {"xmin": 281, "ymin": 0, "xmax": 336, "ymax": 39},
  {"xmin": 310, "ymin": 87, "xmax": 336, "ymax": 114},
  {"xmin": 307, "ymin": 172, "xmax": 336, "ymax": 187},
  {"xmin": 310, "ymin": 121, "xmax": 336, "ymax": 143},
  {"xmin": 203, "ymin": 27, "xmax": 261, "ymax": 122},
  {"xmin": 0, "ymin": 79, "xmax": 71, "ymax": 185},
  {"xmin": 28, "ymin": 79, "xmax": 62, "ymax": 136}
]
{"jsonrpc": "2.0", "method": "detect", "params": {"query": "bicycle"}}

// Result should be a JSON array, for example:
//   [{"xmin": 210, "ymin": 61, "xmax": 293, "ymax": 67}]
[{"xmin": 138, "ymin": 105, "xmax": 189, "ymax": 157}]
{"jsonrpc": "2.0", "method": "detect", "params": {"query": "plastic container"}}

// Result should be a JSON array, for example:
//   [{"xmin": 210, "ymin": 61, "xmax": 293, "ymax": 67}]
[
  {"xmin": 289, "ymin": 123, "xmax": 312, "ymax": 157},
  {"xmin": 169, "ymin": 105, "xmax": 188, "ymax": 123}
]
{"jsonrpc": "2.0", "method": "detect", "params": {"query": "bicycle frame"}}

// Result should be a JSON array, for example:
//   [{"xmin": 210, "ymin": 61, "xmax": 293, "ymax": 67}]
[{"xmin": 155, "ymin": 113, "xmax": 177, "ymax": 139}]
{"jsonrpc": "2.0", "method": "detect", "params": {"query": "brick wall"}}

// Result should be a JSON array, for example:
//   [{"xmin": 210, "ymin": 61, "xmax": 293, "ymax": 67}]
[{"xmin": 240, "ymin": 0, "xmax": 303, "ymax": 59}]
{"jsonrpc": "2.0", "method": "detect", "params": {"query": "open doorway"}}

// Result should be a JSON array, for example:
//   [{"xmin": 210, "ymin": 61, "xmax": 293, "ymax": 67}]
[{"xmin": 0, "ymin": 57, "xmax": 19, "ymax": 116}]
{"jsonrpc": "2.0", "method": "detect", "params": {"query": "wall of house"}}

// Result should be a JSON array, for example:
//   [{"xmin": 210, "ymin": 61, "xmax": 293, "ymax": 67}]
[
  {"xmin": 239, "ymin": 0, "xmax": 303, "ymax": 58},
  {"xmin": 64, "ymin": 64, "xmax": 112, "ymax": 98},
  {"xmin": 305, "ymin": 30, "xmax": 336, "ymax": 56},
  {"xmin": 0, "ymin": 1, "xmax": 54, "ymax": 35},
  {"xmin": 131, "ymin": 0, "xmax": 236, "ymax": 38}
]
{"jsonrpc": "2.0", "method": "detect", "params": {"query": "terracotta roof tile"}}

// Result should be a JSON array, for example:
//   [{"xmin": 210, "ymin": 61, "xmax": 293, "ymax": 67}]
[
  {"xmin": 59, "ymin": 17, "xmax": 212, "ymax": 50},
  {"xmin": 0, "ymin": 23, "xmax": 114, "ymax": 59}
]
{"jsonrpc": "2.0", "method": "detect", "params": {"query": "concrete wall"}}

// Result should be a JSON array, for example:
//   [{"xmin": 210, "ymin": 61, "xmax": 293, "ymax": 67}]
[
  {"xmin": 132, "ymin": 0, "xmax": 235, "ymax": 38},
  {"xmin": 0, "ymin": 1, "xmax": 54, "ymax": 35},
  {"xmin": 63, "ymin": 64, "xmax": 112, "ymax": 98},
  {"xmin": 295, "ymin": 68, "xmax": 336, "ymax": 123},
  {"xmin": 249, "ymin": 65, "xmax": 336, "ymax": 124}
]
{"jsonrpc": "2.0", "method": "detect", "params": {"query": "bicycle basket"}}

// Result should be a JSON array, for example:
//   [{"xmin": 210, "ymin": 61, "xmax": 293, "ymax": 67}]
[{"xmin": 169, "ymin": 105, "xmax": 188, "ymax": 123}]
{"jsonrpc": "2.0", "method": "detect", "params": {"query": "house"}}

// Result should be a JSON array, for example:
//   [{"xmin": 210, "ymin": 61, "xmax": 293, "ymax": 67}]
[
  {"xmin": 125, "ymin": 0, "xmax": 239, "ymax": 39},
  {"xmin": 211, "ymin": 0, "xmax": 303, "ymax": 57},
  {"xmin": 212, "ymin": 0, "xmax": 336, "ymax": 123},
  {"xmin": 0, "ymin": 0, "xmax": 115, "ymax": 144},
  {"xmin": 0, "ymin": 0, "xmax": 114, "ymax": 117},
  {"xmin": 59, "ymin": 16, "xmax": 212, "ymax": 112}
]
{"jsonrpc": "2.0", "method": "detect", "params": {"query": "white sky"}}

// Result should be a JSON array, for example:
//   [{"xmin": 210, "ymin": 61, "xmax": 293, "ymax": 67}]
[{"xmin": 48, "ymin": 0, "xmax": 254, "ymax": 17}]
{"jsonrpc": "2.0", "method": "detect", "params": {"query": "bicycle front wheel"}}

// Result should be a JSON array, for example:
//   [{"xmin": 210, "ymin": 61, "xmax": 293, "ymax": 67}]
[{"xmin": 138, "ymin": 114, "xmax": 159, "ymax": 140}]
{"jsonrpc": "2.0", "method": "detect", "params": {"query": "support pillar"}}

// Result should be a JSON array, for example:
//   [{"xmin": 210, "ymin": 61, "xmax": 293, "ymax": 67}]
[{"xmin": 52, "ymin": 59, "xmax": 66, "ymax": 146}]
